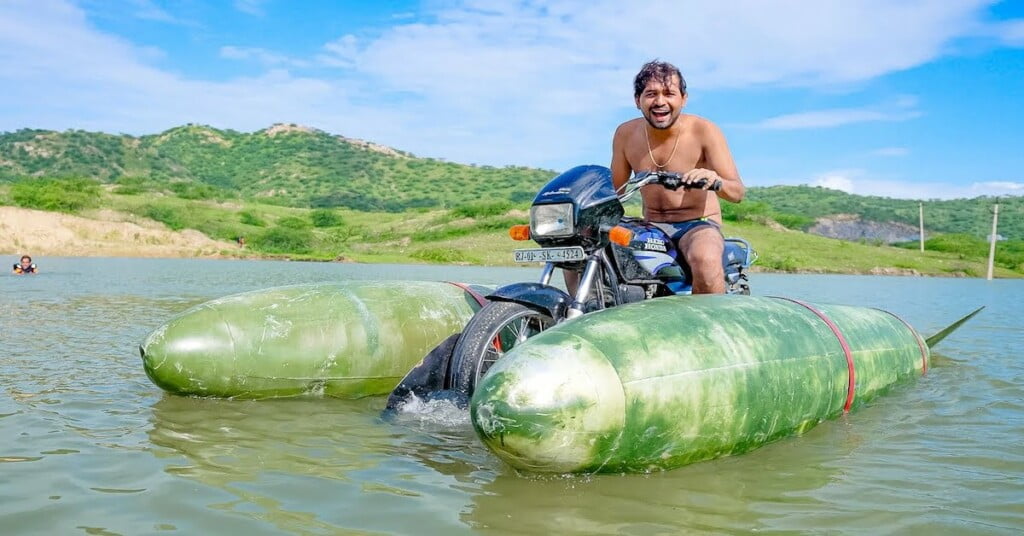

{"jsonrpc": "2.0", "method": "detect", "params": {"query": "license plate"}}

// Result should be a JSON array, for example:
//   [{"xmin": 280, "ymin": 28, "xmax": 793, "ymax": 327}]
[{"xmin": 513, "ymin": 246, "xmax": 585, "ymax": 263}]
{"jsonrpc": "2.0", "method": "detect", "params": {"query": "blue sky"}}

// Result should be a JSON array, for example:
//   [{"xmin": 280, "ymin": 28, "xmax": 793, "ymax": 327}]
[{"xmin": 1, "ymin": 0, "xmax": 1022, "ymax": 199}]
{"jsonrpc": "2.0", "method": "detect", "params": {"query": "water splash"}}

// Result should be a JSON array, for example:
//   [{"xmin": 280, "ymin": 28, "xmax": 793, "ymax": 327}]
[{"xmin": 387, "ymin": 392, "xmax": 470, "ymax": 429}]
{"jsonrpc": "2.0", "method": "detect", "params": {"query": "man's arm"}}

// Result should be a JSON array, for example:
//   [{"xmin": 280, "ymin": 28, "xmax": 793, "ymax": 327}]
[
  {"xmin": 692, "ymin": 120, "xmax": 745, "ymax": 203},
  {"xmin": 610, "ymin": 123, "xmax": 632, "ymax": 191}
]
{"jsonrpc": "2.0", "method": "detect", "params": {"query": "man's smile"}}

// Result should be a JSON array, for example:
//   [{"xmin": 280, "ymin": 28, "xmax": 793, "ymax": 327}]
[{"xmin": 649, "ymin": 107, "xmax": 672, "ymax": 123}]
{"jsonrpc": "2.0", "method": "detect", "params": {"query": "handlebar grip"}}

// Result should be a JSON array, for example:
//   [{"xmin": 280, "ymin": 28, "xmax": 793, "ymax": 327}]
[
  {"xmin": 684, "ymin": 178, "xmax": 723, "ymax": 192},
  {"xmin": 630, "ymin": 172, "xmax": 721, "ymax": 192}
]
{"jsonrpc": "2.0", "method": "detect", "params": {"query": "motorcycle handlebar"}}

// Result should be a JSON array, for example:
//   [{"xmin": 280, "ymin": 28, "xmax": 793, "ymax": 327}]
[{"xmin": 629, "ymin": 170, "xmax": 722, "ymax": 192}]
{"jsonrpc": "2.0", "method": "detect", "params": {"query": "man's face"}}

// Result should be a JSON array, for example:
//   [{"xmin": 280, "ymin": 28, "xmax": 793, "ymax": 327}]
[
  {"xmin": 20, "ymin": 258, "xmax": 31, "ymax": 268},
  {"xmin": 636, "ymin": 75, "xmax": 686, "ymax": 130}
]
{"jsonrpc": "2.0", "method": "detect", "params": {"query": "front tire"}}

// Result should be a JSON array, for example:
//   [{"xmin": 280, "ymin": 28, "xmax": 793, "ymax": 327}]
[{"xmin": 449, "ymin": 301, "xmax": 556, "ymax": 396}]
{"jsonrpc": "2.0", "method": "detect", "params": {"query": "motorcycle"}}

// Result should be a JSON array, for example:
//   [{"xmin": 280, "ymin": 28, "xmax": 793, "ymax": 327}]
[{"xmin": 385, "ymin": 164, "xmax": 756, "ymax": 409}]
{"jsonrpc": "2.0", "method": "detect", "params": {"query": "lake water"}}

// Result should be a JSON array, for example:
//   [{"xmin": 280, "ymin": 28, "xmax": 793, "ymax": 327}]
[{"xmin": 1, "ymin": 257, "xmax": 1022, "ymax": 535}]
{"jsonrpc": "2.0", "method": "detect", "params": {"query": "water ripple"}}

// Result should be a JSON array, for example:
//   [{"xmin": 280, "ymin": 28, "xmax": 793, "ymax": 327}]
[{"xmin": 1, "ymin": 260, "xmax": 1021, "ymax": 534}]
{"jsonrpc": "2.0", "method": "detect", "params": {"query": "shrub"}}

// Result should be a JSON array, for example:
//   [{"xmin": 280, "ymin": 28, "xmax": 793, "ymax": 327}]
[
  {"xmin": 771, "ymin": 212, "xmax": 813, "ymax": 230},
  {"xmin": 450, "ymin": 201, "xmax": 512, "ymax": 219},
  {"xmin": 411, "ymin": 247, "xmax": 470, "ymax": 263},
  {"xmin": 113, "ymin": 185, "xmax": 144, "ymax": 195},
  {"xmin": 276, "ymin": 215, "xmax": 311, "ymax": 229},
  {"xmin": 721, "ymin": 201, "xmax": 771, "ymax": 222},
  {"xmin": 10, "ymin": 177, "xmax": 101, "ymax": 213},
  {"xmin": 252, "ymin": 226, "xmax": 313, "ymax": 253},
  {"xmin": 239, "ymin": 210, "xmax": 266, "ymax": 227},
  {"xmin": 933, "ymin": 235, "xmax": 1024, "ymax": 272},
  {"xmin": 509, "ymin": 190, "xmax": 536, "ymax": 204},
  {"xmin": 112, "ymin": 175, "xmax": 150, "ymax": 195},
  {"xmin": 310, "ymin": 208, "xmax": 343, "ymax": 227},
  {"xmin": 141, "ymin": 204, "xmax": 188, "ymax": 230},
  {"xmin": 316, "ymin": 226, "xmax": 359, "ymax": 250},
  {"xmin": 411, "ymin": 217, "xmax": 523, "ymax": 242},
  {"xmin": 923, "ymin": 233, "xmax": 987, "ymax": 256},
  {"xmin": 169, "ymin": 182, "xmax": 224, "ymax": 200}
]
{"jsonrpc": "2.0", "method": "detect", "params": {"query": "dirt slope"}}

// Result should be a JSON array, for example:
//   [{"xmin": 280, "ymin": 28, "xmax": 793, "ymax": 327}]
[{"xmin": 0, "ymin": 206, "xmax": 236, "ymax": 258}]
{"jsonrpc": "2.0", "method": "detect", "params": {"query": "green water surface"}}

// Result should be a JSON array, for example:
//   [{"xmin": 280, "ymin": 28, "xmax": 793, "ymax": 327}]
[{"xmin": 1, "ymin": 258, "xmax": 1021, "ymax": 534}]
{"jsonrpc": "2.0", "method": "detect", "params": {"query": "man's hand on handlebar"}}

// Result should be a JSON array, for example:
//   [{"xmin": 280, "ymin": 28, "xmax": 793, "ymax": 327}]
[
  {"xmin": 629, "ymin": 169, "xmax": 722, "ymax": 192},
  {"xmin": 682, "ymin": 168, "xmax": 723, "ymax": 192}
]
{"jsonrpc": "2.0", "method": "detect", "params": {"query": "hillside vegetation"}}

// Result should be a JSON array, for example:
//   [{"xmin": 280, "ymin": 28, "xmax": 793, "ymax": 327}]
[
  {"xmin": 0, "ymin": 125, "xmax": 552, "ymax": 211},
  {"xmin": 747, "ymin": 185, "xmax": 1023, "ymax": 240},
  {"xmin": 1, "ymin": 178, "xmax": 1021, "ymax": 276},
  {"xmin": 1, "ymin": 125, "xmax": 1021, "ymax": 275}
]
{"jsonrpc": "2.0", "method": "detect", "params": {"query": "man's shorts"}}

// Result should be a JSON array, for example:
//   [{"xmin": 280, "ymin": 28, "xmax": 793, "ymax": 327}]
[{"xmin": 651, "ymin": 218, "xmax": 722, "ymax": 244}]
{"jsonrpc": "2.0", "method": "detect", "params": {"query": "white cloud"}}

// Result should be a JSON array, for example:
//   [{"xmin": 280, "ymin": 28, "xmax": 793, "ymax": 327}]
[
  {"xmin": 996, "ymin": 19, "xmax": 1024, "ymax": 45},
  {"xmin": 812, "ymin": 173, "xmax": 856, "ymax": 193},
  {"xmin": 127, "ymin": 0, "xmax": 178, "ymax": 23},
  {"xmin": 79, "ymin": 0, "xmax": 198, "ymax": 27},
  {"xmin": 317, "ymin": 35, "xmax": 359, "ymax": 68},
  {"xmin": 973, "ymin": 181, "xmax": 1024, "ymax": 193},
  {"xmin": 291, "ymin": 0, "xmax": 993, "ymax": 163},
  {"xmin": 233, "ymin": 0, "xmax": 266, "ymax": 17},
  {"xmin": 758, "ymin": 170, "xmax": 1024, "ymax": 199},
  {"xmin": 751, "ymin": 99, "xmax": 921, "ymax": 130},
  {"xmin": 0, "ymin": 1, "xmax": 358, "ymax": 134},
  {"xmin": 328, "ymin": 1, "xmax": 995, "ymax": 96},
  {"xmin": 752, "ymin": 107, "xmax": 921, "ymax": 130},
  {"xmin": 879, "ymin": 180, "xmax": 1024, "ymax": 199},
  {"xmin": 871, "ymin": 147, "xmax": 910, "ymax": 157},
  {"xmin": 220, "ymin": 46, "xmax": 310, "ymax": 68}
]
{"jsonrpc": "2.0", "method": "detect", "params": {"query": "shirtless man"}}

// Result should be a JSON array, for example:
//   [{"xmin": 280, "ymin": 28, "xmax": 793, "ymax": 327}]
[{"xmin": 611, "ymin": 60, "xmax": 745, "ymax": 294}]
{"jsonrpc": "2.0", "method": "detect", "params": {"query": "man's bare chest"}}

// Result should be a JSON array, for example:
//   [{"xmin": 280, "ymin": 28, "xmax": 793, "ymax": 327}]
[{"xmin": 625, "ymin": 135, "xmax": 704, "ymax": 172}]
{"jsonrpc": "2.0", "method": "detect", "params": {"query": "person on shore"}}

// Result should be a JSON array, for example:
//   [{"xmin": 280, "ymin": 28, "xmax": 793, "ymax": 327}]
[
  {"xmin": 12, "ymin": 255, "xmax": 38, "ymax": 275},
  {"xmin": 610, "ymin": 59, "xmax": 745, "ymax": 294}
]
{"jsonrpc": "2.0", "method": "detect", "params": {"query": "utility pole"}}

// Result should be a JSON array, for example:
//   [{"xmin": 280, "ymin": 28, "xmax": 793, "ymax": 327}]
[
  {"xmin": 919, "ymin": 202, "xmax": 924, "ymax": 252},
  {"xmin": 986, "ymin": 199, "xmax": 1000, "ymax": 281}
]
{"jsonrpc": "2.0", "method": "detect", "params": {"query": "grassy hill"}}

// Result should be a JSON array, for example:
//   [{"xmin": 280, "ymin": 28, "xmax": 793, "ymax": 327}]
[
  {"xmin": 1, "ymin": 178, "xmax": 1020, "ymax": 276},
  {"xmin": 746, "ymin": 185, "xmax": 1022, "ymax": 240},
  {"xmin": 1, "ymin": 124, "xmax": 1021, "ymax": 275},
  {"xmin": 0, "ymin": 125, "xmax": 553, "ymax": 211},
  {"xmin": 2, "ymin": 124, "xmax": 1019, "ymax": 237}
]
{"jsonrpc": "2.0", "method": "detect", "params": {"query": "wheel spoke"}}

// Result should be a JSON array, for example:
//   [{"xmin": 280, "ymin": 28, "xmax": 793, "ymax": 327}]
[
  {"xmin": 467, "ymin": 305, "xmax": 556, "ymax": 389},
  {"xmin": 515, "ymin": 317, "xmax": 530, "ymax": 343}
]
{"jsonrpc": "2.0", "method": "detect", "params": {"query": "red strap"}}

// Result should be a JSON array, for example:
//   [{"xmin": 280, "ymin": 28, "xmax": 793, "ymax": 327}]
[
  {"xmin": 446, "ymin": 281, "xmax": 489, "ymax": 308},
  {"xmin": 446, "ymin": 281, "xmax": 499, "ymax": 351},
  {"xmin": 875, "ymin": 309, "xmax": 929, "ymax": 375},
  {"xmin": 772, "ymin": 296, "xmax": 856, "ymax": 413}
]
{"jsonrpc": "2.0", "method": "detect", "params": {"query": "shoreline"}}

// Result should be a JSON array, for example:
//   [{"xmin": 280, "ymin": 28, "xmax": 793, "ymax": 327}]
[
  {"xmin": 3, "ymin": 250, "xmax": 1009, "ymax": 280},
  {"xmin": 2, "ymin": 205, "xmax": 1018, "ymax": 279}
]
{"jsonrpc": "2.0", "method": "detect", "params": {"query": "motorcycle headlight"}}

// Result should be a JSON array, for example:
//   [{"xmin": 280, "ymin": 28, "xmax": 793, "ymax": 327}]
[{"xmin": 530, "ymin": 203, "xmax": 575, "ymax": 238}]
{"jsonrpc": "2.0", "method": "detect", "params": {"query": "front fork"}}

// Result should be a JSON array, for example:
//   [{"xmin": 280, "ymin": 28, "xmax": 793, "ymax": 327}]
[{"xmin": 542, "ymin": 255, "xmax": 605, "ymax": 320}]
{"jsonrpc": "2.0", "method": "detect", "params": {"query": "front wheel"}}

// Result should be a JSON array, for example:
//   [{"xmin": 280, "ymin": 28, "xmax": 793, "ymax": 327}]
[{"xmin": 449, "ymin": 301, "xmax": 556, "ymax": 396}]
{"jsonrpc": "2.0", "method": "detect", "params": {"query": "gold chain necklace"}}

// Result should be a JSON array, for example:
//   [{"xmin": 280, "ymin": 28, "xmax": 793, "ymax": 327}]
[{"xmin": 644, "ymin": 124, "xmax": 680, "ymax": 169}]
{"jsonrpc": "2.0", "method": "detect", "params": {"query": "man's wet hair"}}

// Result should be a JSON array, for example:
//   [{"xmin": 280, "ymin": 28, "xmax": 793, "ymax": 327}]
[
  {"xmin": 20, "ymin": 255, "xmax": 31, "ymax": 263},
  {"xmin": 634, "ymin": 60, "xmax": 686, "ymax": 98}
]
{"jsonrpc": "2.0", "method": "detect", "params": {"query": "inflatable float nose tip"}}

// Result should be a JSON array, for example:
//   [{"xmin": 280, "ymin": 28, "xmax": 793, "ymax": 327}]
[
  {"xmin": 139, "ymin": 306, "xmax": 236, "ymax": 395},
  {"xmin": 469, "ymin": 338, "xmax": 626, "ymax": 473}
]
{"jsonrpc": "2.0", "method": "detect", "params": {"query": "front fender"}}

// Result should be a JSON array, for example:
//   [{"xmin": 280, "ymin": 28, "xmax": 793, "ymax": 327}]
[{"xmin": 487, "ymin": 282, "xmax": 571, "ymax": 320}]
